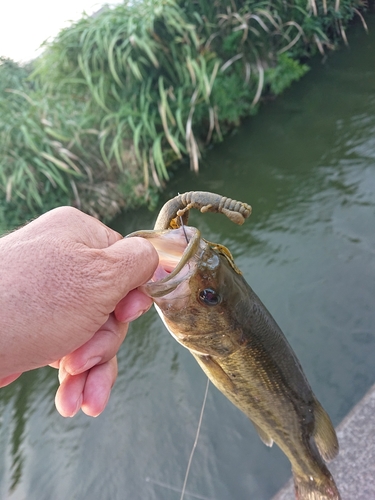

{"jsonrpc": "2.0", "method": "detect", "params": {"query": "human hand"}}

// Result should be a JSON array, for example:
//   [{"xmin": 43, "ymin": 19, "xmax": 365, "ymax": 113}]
[{"xmin": 0, "ymin": 207, "xmax": 158, "ymax": 417}]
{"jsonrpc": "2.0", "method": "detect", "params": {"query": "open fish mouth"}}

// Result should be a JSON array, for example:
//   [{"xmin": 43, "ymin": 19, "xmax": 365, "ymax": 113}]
[{"xmin": 126, "ymin": 226, "xmax": 202, "ymax": 298}]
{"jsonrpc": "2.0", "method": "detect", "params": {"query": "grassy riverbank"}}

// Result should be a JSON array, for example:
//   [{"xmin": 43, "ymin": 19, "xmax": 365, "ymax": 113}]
[{"xmin": 0, "ymin": 0, "xmax": 369, "ymax": 231}]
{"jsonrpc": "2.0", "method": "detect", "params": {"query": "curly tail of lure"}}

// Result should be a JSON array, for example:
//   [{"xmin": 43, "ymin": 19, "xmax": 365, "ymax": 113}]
[{"xmin": 154, "ymin": 191, "xmax": 252, "ymax": 230}]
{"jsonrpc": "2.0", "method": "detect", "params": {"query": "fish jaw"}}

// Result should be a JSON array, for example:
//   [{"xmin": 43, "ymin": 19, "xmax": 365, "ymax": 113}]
[
  {"xmin": 126, "ymin": 226, "xmax": 241, "ymax": 355},
  {"xmin": 126, "ymin": 226, "xmax": 204, "ymax": 304}
]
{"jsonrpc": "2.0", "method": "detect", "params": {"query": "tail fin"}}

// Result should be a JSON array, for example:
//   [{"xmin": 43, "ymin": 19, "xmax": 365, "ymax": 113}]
[
  {"xmin": 293, "ymin": 469, "xmax": 341, "ymax": 500},
  {"xmin": 292, "ymin": 399, "xmax": 341, "ymax": 498}
]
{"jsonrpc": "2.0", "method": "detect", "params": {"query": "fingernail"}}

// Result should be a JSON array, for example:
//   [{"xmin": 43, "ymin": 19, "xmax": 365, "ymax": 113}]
[
  {"xmin": 58, "ymin": 366, "xmax": 68, "ymax": 384},
  {"xmin": 71, "ymin": 356, "xmax": 102, "ymax": 375},
  {"xmin": 70, "ymin": 394, "xmax": 83, "ymax": 418},
  {"xmin": 90, "ymin": 393, "xmax": 110, "ymax": 418},
  {"xmin": 126, "ymin": 307, "xmax": 151, "ymax": 323}
]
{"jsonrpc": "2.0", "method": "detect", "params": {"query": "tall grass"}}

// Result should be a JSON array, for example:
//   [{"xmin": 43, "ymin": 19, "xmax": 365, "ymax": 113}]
[
  {"xmin": 34, "ymin": 0, "xmax": 311, "ymax": 179},
  {"xmin": 0, "ymin": 0, "xmax": 367, "ymax": 230},
  {"xmin": 0, "ymin": 56, "xmax": 147, "ymax": 225}
]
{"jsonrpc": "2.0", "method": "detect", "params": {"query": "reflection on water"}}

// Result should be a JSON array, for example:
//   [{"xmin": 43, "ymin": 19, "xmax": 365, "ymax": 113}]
[{"xmin": 1, "ymin": 15, "xmax": 375, "ymax": 500}]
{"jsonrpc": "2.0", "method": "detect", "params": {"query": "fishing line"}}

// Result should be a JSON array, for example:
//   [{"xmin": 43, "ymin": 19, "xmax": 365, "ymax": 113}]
[
  {"xmin": 179, "ymin": 215, "xmax": 189, "ymax": 244},
  {"xmin": 145, "ymin": 477, "xmax": 212, "ymax": 500},
  {"xmin": 180, "ymin": 377, "xmax": 210, "ymax": 500}
]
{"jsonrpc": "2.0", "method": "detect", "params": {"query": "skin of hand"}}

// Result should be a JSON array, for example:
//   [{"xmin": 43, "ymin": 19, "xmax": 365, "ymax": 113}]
[{"xmin": 0, "ymin": 207, "xmax": 159, "ymax": 418}]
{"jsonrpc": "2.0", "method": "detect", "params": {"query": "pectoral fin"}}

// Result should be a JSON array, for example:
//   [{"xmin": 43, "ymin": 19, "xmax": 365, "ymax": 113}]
[
  {"xmin": 192, "ymin": 354, "xmax": 236, "ymax": 393},
  {"xmin": 252, "ymin": 421, "xmax": 274, "ymax": 447}
]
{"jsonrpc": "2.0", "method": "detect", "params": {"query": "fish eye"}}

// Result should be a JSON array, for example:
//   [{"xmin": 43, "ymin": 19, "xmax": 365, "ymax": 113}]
[{"xmin": 199, "ymin": 288, "xmax": 221, "ymax": 306}]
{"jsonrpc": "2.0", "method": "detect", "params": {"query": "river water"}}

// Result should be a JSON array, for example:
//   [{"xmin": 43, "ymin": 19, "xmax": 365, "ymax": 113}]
[{"xmin": 1, "ymin": 15, "xmax": 375, "ymax": 500}]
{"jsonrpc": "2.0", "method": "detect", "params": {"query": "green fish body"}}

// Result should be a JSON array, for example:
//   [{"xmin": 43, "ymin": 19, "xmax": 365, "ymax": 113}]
[{"xmin": 127, "ymin": 192, "xmax": 340, "ymax": 500}]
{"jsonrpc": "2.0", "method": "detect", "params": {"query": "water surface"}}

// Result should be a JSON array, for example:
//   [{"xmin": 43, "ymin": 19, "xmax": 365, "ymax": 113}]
[{"xmin": 1, "ymin": 15, "xmax": 375, "ymax": 500}]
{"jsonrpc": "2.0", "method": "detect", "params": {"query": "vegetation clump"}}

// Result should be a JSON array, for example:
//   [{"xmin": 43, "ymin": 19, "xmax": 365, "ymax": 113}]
[{"xmin": 0, "ymin": 0, "xmax": 368, "ymax": 231}]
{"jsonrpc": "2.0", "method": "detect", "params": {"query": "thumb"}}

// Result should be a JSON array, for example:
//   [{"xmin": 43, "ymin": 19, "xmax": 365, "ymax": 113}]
[{"xmin": 94, "ymin": 236, "xmax": 158, "ymax": 309}]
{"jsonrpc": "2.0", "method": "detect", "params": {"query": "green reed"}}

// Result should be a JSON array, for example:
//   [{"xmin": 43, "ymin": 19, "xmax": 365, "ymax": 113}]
[{"xmin": 0, "ymin": 0, "xmax": 367, "ymax": 230}]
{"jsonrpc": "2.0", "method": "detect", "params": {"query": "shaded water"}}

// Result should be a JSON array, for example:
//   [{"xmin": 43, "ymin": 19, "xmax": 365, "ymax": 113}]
[{"xmin": 1, "ymin": 15, "xmax": 375, "ymax": 500}]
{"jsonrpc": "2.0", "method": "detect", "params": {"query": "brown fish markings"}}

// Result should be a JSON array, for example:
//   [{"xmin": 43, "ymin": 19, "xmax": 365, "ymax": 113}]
[{"xmin": 127, "ymin": 191, "xmax": 341, "ymax": 500}]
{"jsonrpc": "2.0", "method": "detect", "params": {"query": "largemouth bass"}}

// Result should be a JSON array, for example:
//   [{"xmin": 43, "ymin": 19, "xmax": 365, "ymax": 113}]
[{"xmin": 127, "ymin": 191, "xmax": 340, "ymax": 500}]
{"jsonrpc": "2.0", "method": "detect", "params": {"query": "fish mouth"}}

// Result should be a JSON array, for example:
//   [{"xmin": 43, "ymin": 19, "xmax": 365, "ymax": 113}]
[{"xmin": 126, "ymin": 226, "xmax": 202, "ymax": 298}]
